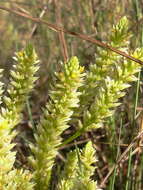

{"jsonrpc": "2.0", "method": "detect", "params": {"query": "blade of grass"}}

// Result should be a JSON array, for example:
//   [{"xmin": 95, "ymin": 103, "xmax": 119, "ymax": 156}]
[
  {"xmin": 110, "ymin": 118, "xmax": 123, "ymax": 190},
  {"xmin": 125, "ymin": 147, "xmax": 133, "ymax": 190},
  {"xmin": 125, "ymin": 69, "xmax": 141, "ymax": 190},
  {"xmin": 26, "ymin": 98, "xmax": 35, "ymax": 128}
]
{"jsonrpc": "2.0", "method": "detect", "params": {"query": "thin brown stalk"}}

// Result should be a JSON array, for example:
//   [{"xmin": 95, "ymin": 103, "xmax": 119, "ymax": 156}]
[
  {"xmin": 29, "ymin": 5, "xmax": 48, "ymax": 39},
  {"xmin": 54, "ymin": 0, "xmax": 68, "ymax": 62}
]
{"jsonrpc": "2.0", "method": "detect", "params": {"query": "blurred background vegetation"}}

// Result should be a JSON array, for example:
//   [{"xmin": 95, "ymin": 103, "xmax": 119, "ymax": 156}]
[{"xmin": 1, "ymin": 0, "xmax": 143, "ymax": 189}]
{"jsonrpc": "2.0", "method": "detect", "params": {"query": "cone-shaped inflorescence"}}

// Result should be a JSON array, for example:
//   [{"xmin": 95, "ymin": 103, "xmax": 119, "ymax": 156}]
[
  {"xmin": 79, "ymin": 16, "xmax": 131, "ymax": 116},
  {"xmin": 2, "ymin": 44, "xmax": 39, "ymax": 128},
  {"xmin": 0, "ymin": 45, "xmax": 39, "ymax": 188},
  {"xmin": 58, "ymin": 142, "xmax": 101, "ymax": 190},
  {"xmin": 31, "ymin": 57, "xmax": 85, "ymax": 190},
  {"xmin": 83, "ymin": 48, "xmax": 142, "ymax": 131}
]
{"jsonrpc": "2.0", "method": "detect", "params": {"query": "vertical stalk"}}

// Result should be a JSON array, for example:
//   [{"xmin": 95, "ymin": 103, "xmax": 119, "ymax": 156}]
[
  {"xmin": 110, "ymin": 118, "xmax": 123, "ymax": 190},
  {"xmin": 26, "ymin": 98, "xmax": 35, "ymax": 128},
  {"xmin": 125, "ymin": 70, "xmax": 141, "ymax": 190}
]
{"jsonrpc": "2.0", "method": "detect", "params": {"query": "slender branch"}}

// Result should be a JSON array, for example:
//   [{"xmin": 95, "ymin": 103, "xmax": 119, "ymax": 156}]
[
  {"xmin": 29, "ymin": 5, "xmax": 48, "ymax": 39},
  {"xmin": 54, "ymin": 0, "xmax": 68, "ymax": 62},
  {"xmin": 0, "ymin": 5, "xmax": 143, "ymax": 65}
]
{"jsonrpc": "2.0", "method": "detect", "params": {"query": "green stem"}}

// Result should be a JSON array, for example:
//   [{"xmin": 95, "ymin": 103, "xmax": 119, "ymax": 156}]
[
  {"xmin": 58, "ymin": 128, "xmax": 85, "ymax": 147},
  {"xmin": 26, "ymin": 98, "xmax": 35, "ymax": 128}
]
